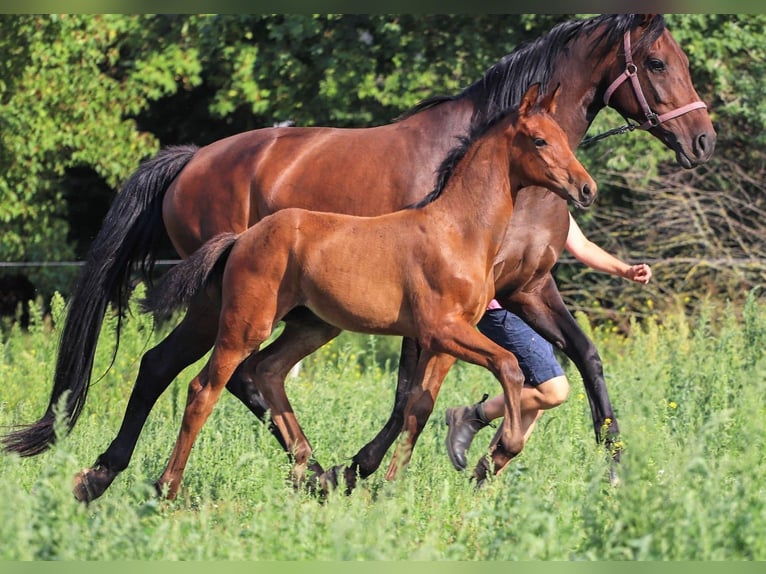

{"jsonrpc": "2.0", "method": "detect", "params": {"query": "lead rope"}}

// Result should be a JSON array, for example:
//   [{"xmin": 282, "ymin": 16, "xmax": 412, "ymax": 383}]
[{"xmin": 579, "ymin": 121, "xmax": 637, "ymax": 148}]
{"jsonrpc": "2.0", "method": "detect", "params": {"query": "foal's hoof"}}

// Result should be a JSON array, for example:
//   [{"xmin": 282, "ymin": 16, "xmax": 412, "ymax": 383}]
[
  {"xmin": 291, "ymin": 460, "xmax": 324, "ymax": 484},
  {"xmin": 470, "ymin": 457, "xmax": 492, "ymax": 489},
  {"xmin": 153, "ymin": 480, "xmax": 180, "ymax": 500},
  {"xmin": 291, "ymin": 460, "xmax": 326, "ymax": 495},
  {"xmin": 72, "ymin": 466, "xmax": 116, "ymax": 503}
]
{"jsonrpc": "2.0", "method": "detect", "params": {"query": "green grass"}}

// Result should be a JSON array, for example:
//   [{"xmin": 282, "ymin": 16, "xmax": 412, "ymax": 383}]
[{"xmin": 1, "ymin": 290, "xmax": 765, "ymax": 560}]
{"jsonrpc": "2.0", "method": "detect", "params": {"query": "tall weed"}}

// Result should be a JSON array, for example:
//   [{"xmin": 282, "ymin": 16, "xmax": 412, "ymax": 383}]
[{"xmin": 0, "ymin": 291, "xmax": 764, "ymax": 559}]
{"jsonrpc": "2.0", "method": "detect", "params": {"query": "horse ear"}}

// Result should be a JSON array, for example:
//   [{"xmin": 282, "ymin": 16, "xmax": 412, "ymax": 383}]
[
  {"xmin": 539, "ymin": 83, "xmax": 561, "ymax": 115},
  {"xmin": 519, "ymin": 83, "xmax": 541, "ymax": 115}
]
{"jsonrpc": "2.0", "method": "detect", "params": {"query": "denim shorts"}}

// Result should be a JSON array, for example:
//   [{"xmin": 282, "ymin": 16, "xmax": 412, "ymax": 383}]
[{"xmin": 477, "ymin": 308, "xmax": 564, "ymax": 387}]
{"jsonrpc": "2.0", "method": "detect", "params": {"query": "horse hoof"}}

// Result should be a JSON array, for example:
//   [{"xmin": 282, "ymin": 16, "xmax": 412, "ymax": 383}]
[
  {"xmin": 153, "ymin": 480, "xmax": 178, "ymax": 500},
  {"xmin": 470, "ymin": 457, "xmax": 492, "ymax": 489},
  {"xmin": 72, "ymin": 466, "xmax": 116, "ymax": 503}
]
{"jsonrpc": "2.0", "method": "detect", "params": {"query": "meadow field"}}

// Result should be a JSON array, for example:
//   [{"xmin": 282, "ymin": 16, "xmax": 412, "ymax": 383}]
[{"xmin": 0, "ymin": 290, "xmax": 764, "ymax": 560}]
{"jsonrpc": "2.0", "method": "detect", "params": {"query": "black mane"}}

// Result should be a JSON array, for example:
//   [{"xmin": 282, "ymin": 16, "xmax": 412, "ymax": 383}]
[
  {"xmin": 409, "ymin": 109, "xmax": 519, "ymax": 209},
  {"xmin": 404, "ymin": 14, "xmax": 667, "ymax": 208},
  {"xmin": 397, "ymin": 14, "xmax": 666, "ymax": 127}
]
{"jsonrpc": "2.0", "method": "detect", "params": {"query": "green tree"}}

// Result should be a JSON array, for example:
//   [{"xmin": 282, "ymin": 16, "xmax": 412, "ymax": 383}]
[
  {"xmin": 2, "ymin": 14, "xmax": 765, "ymax": 319},
  {"xmin": 0, "ymin": 14, "xmax": 201, "ymax": 294}
]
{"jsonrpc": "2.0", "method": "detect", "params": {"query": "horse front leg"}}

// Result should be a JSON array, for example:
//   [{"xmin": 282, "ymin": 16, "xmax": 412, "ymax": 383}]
[
  {"xmin": 384, "ymin": 349, "xmax": 457, "ymax": 481},
  {"xmin": 391, "ymin": 320, "xmax": 526, "ymax": 484},
  {"xmin": 73, "ymin": 294, "xmax": 220, "ymax": 503},
  {"xmin": 498, "ymin": 275, "xmax": 621, "ymax": 472},
  {"xmin": 320, "ymin": 336, "xmax": 421, "ymax": 493}
]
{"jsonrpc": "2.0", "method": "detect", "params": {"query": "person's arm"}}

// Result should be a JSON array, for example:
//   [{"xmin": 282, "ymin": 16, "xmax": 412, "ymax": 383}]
[{"xmin": 564, "ymin": 214, "xmax": 652, "ymax": 284}]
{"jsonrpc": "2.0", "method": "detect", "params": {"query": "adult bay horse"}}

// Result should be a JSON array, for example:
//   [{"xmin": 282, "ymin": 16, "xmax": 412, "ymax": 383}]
[
  {"xmin": 2, "ymin": 14, "xmax": 715, "ymax": 502},
  {"xmin": 142, "ymin": 84, "xmax": 597, "ymax": 499}
]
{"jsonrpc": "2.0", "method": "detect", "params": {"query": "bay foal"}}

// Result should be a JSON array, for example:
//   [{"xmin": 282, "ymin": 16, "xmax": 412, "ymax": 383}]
[{"xmin": 146, "ymin": 84, "xmax": 596, "ymax": 498}]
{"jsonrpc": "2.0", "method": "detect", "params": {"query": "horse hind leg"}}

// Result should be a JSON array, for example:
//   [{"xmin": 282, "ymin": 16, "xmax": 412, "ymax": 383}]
[
  {"xmin": 251, "ymin": 358, "xmax": 322, "ymax": 491},
  {"xmin": 154, "ymin": 282, "xmax": 278, "ymax": 500},
  {"xmin": 227, "ymin": 315, "xmax": 341, "ymax": 480},
  {"xmin": 155, "ymin": 337, "xmax": 264, "ymax": 500},
  {"xmin": 73, "ymin": 294, "xmax": 220, "ymax": 503}
]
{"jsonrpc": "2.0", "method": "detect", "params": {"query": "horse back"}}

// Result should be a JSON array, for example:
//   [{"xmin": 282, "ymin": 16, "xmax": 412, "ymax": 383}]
[
  {"xmin": 220, "ymin": 207, "xmax": 414, "ymax": 335},
  {"xmin": 162, "ymin": 102, "xmax": 473, "ymax": 258}
]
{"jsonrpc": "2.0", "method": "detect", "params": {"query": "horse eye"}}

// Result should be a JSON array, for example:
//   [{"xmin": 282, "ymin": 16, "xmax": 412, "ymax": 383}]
[
  {"xmin": 648, "ymin": 58, "xmax": 666, "ymax": 72},
  {"xmin": 534, "ymin": 138, "xmax": 547, "ymax": 147}
]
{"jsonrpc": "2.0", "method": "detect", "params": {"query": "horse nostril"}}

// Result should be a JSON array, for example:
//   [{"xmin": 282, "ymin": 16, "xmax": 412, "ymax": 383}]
[
  {"xmin": 696, "ymin": 132, "xmax": 715, "ymax": 158},
  {"xmin": 697, "ymin": 133, "xmax": 707, "ymax": 154},
  {"xmin": 582, "ymin": 184, "xmax": 592, "ymax": 201}
]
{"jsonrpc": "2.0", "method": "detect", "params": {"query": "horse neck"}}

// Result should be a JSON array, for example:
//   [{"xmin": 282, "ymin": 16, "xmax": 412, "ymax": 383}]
[
  {"xmin": 551, "ymin": 24, "xmax": 628, "ymax": 146},
  {"xmin": 399, "ymin": 97, "xmax": 476, "ymax": 146},
  {"xmin": 465, "ymin": 23, "xmax": 621, "ymax": 150},
  {"xmin": 423, "ymin": 133, "xmax": 516, "ymax": 249}
]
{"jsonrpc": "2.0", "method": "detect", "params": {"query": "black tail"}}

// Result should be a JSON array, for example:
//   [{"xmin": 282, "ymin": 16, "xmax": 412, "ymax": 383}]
[
  {"xmin": 2, "ymin": 145, "xmax": 199, "ymax": 457},
  {"xmin": 142, "ymin": 232, "xmax": 239, "ymax": 319}
]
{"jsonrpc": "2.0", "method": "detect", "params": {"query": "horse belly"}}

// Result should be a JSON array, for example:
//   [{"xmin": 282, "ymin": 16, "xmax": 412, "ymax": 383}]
[
  {"xmin": 301, "ymin": 268, "xmax": 408, "ymax": 335},
  {"xmin": 296, "ymin": 223, "xmax": 410, "ymax": 335}
]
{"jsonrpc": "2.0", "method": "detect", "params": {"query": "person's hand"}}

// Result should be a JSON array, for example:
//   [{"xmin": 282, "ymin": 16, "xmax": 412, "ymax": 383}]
[{"xmin": 624, "ymin": 263, "xmax": 652, "ymax": 284}]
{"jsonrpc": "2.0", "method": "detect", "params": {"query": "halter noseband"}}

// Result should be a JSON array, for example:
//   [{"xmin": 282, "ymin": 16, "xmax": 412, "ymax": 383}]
[{"xmin": 603, "ymin": 29, "xmax": 707, "ymax": 131}]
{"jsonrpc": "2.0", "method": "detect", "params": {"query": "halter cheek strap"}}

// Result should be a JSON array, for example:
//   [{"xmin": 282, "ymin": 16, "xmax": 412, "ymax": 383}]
[{"xmin": 603, "ymin": 30, "xmax": 707, "ymax": 130}]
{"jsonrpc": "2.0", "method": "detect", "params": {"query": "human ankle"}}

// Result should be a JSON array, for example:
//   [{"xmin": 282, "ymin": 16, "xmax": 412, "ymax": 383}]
[{"xmin": 475, "ymin": 402, "xmax": 491, "ymax": 425}]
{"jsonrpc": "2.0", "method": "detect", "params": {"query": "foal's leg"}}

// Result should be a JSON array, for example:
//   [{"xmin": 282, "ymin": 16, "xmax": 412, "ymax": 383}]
[
  {"xmin": 385, "ymin": 320, "xmax": 527, "ymax": 482},
  {"xmin": 249, "ymin": 353, "xmax": 325, "ymax": 488},
  {"xmin": 228, "ymin": 317, "xmax": 342, "ymax": 480},
  {"xmin": 384, "ymin": 350, "xmax": 456, "ymax": 481},
  {"xmin": 73, "ymin": 294, "xmax": 220, "ymax": 503},
  {"xmin": 155, "ymin": 340, "xmax": 258, "ymax": 500},
  {"xmin": 320, "ymin": 336, "xmax": 421, "ymax": 492},
  {"xmin": 154, "ymin": 282, "xmax": 282, "ymax": 500}
]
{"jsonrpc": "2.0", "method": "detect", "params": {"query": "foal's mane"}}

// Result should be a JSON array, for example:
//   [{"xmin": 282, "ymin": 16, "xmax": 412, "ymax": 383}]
[{"xmin": 397, "ymin": 14, "xmax": 666, "ymax": 127}]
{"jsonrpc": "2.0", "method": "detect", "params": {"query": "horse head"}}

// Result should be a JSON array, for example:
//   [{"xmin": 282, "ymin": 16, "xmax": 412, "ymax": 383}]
[
  {"xmin": 513, "ymin": 83, "xmax": 597, "ymax": 209},
  {"xmin": 604, "ymin": 14, "xmax": 716, "ymax": 168}
]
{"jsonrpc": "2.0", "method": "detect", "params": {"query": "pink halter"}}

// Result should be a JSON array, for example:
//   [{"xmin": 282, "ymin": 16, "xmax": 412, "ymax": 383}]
[{"xmin": 603, "ymin": 30, "xmax": 707, "ymax": 130}]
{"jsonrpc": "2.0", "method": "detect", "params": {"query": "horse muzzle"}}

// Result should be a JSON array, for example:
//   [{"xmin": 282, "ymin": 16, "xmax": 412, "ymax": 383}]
[
  {"xmin": 673, "ymin": 128, "xmax": 716, "ymax": 169},
  {"xmin": 569, "ymin": 181, "xmax": 597, "ymax": 209}
]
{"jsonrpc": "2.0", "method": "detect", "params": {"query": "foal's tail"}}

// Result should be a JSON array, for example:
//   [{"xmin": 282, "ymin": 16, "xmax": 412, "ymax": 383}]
[
  {"xmin": 2, "ymin": 145, "xmax": 199, "ymax": 457},
  {"xmin": 143, "ymin": 232, "xmax": 239, "ymax": 319}
]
